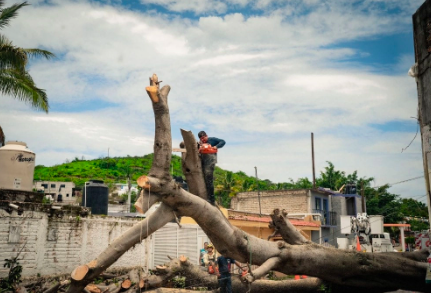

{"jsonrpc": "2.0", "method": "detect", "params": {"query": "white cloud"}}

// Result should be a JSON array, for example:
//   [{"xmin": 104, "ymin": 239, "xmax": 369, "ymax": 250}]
[
  {"xmin": 0, "ymin": 0, "xmax": 425, "ymax": 201},
  {"xmin": 140, "ymin": 0, "xmax": 227, "ymax": 14}
]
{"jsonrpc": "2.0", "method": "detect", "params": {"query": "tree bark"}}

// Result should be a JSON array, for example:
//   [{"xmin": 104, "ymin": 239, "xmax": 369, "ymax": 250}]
[
  {"xmin": 180, "ymin": 128, "xmax": 207, "ymax": 200},
  {"xmin": 66, "ymin": 75, "xmax": 431, "ymax": 293},
  {"xmin": 142, "ymin": 256, "xmax": 323, "ymax": 293}
]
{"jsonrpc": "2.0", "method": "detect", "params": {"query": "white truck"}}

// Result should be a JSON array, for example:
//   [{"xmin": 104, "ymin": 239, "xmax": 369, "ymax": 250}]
[{"xmin": 337, "ymin": 213, "xmax": 394, "ymax": 253}]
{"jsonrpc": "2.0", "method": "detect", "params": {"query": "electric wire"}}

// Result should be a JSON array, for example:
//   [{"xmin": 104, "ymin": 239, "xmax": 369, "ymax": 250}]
[
  {"xmin": 370, "ymin": 175, "xmax": 424, "ymax": 189},
  {"xmin": 401, "ymin": 117, "xmax": 420, "ymax": 153}
]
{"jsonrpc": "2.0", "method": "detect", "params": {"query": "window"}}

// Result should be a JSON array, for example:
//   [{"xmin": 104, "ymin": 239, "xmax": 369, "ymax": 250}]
[
  {"xmin": 322, "ymin": 199, "xmax": 328, "ymax": 212},
  {"xmin": 315, "ymin": 198, "xmax": 322, "ymax": 210},
  {"xmin": 66, "ymin": 194, "xmax": 69, "ymax": 197},
  {"xmin": 60, "ymin": 184, "xmax": 66, "ymax": 188},
  {"xmin": 41, "ymin": 184, "xmax": 48, "ymax": 189},
  {"xmin": 51, "ymin": 184, "xmax": 56, "ymax": 188}
]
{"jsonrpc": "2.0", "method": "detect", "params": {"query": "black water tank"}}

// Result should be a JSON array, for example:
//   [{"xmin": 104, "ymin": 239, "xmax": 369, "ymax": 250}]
[{"xmin": 83, "ymin": 180, "xmax": 108, "ymax": 215}]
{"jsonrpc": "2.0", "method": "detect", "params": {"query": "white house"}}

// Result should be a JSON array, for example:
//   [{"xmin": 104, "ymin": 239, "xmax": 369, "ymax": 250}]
[
  {"xmin": 33, "ymin": 181, "xmax": 76, "ymax": 204},
  {"xmin": 112, "ymin": 183, "xmax": 139, "ymax": 196}
]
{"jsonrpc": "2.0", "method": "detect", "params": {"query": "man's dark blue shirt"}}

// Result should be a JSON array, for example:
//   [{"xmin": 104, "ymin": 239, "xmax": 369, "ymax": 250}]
[
  {"xmin": 217, "ymin": 256, "xmax": 234, "ymax": 275},
  {"xmin": 207, "ymin": 137, "xmax": 225, "ymax": 149}
]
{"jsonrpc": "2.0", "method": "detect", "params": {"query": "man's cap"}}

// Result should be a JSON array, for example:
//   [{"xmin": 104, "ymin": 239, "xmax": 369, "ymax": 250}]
[
  {"xmin": 207, "ymin": 243, "xmax": 214, "ymax": 248},
  {"xmin": 198, "ymin": 131, "xmax": 207, "ymax": 138}
]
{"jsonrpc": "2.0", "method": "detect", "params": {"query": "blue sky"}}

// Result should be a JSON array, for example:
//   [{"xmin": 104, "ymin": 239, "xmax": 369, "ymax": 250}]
[{"xmin": 0, "ymin": 0, "xmax": 428, "ymax": 202}]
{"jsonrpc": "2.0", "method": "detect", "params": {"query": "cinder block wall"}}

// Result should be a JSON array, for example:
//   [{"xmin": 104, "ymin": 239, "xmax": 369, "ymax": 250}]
[
  {"xmin": 0, "ymin": 209, "xmax": 146, "ymax": 277},
  {"xmin": 231, "ymin": 190, "xmax": 309, "ymax": 214}
]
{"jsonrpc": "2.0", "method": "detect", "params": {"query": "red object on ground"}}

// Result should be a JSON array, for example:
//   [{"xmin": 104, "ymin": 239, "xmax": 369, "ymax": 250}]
[
  {"xmin": 294, "ymin": 275, "xmax": 300, "ymax": 280},
  {"xmin": 356, "ymin": 235, "xmax": 361, "ymax": 251},
  {"xmin": 302, "ymin": 275, "xmax": 307, "ymax": 279}
]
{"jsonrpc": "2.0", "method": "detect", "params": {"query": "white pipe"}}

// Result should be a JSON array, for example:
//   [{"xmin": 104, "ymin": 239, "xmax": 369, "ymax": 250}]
[
  {"xmin": 9, "ymin": 203, "xmax": 19, "ymax": 210},
  {"xmin": 84, "ymin": 181, "xmax": 89, "ymax": 207},
  {"xmin": 400, "ymin": 227, "xmax": 406, "ymax": 252}
]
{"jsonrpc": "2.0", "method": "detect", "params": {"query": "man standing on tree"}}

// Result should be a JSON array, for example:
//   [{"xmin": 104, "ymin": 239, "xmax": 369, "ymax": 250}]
[{"xmin": 198, "ymin": 131, "xmax": 225, "ymax": 205}]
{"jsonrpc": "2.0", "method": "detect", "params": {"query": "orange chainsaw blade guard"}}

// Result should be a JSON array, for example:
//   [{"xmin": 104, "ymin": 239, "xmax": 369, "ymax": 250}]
[{"xmin": 199, "ymin": 143, "xmax": 217, "ymax": 154}]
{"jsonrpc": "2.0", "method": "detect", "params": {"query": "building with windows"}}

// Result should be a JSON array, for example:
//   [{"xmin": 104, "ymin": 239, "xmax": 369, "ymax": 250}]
[
  {"xmin": 33, "ymin": 181, "xmax": 76, "ymax": 204},
  {"xmin": 112, "ymin": 183, "xmax": 139, "ymax": 196},
  {"xmin": 230, "ymin": 187, "xmax": 364, "ymax": 246}
]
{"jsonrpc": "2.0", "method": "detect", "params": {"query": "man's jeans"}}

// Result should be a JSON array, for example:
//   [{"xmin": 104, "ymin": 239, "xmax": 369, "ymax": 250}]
[
  {"xmin": 201, "ymin": 153, "xmax": 217, "ymax": 204},
  {"xmin": 218, "ymin": 273, "xmax": 232, "ymax": 293}
]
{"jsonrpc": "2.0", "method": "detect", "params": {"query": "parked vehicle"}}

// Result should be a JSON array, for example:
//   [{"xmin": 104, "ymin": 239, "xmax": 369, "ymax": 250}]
[{"xmin": 337, "ymin": 213, "xmax": 394, "ymax": 253}]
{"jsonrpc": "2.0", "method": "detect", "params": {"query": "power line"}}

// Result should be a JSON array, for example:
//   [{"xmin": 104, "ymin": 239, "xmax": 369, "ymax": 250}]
[{"xmin": 371, "ymin": 175, "xmax": 424, "ymax": 189}]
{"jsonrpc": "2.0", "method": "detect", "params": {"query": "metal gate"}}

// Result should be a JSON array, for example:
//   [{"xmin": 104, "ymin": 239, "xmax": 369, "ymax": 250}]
[{"xmin": 151, "ymin": 222, "xmax": 209, "ymax": 268}]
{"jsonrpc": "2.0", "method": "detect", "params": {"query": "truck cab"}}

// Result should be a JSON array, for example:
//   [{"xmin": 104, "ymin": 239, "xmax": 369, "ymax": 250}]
[{"xmin": 369, "ymin": 232, "xmax": 394, "ymax": 252}]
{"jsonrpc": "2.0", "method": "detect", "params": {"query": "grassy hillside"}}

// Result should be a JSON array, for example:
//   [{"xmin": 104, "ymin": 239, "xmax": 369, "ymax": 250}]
[
  {"xmin": 34, "ymin": 154, "xmax": 254, "ymax": 206},
  {"xmin": 34, "ymin": 154, "xmax": 177, "ymax": 187},
  {"xmin": 33, "ymin": 154, "xmax": 304, "ymax": 207}
]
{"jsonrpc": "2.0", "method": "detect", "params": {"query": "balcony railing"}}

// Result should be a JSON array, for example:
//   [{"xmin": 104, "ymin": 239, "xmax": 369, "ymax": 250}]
[{"xmin": 312, "ymin": 209, "xmax": 337, "ymax": 226}]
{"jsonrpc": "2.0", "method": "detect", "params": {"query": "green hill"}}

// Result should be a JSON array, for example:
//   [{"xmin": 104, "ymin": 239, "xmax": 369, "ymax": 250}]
[{"xmin": 34, "ymin": 154, "xmax": 294, "ymax": 207}]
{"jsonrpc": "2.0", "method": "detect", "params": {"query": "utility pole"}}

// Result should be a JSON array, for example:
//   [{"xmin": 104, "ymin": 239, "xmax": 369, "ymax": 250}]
[
  {"xmin": 255, "ymin": 166, "xmax": 262, "ymax": 216},
  {"xmin": 311, "ymin": 133, "xmax": 316, "ymax": 188},
  {"xmin": 361, "ymin": 181, "xmax": 366, "ymax": 213},
  {"xmin": 413, "ymin": 2, "xmax": 431, "ymax": 227}
]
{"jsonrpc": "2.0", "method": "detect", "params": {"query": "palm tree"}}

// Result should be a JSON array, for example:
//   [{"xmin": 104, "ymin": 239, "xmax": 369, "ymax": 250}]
[
  {"xmin": 0, "ymin": 1, "xmax": 55, "ymax": 113},
  {"xmin": 0, "ymin": 125, "xmax": 4, "ymax": 146}
]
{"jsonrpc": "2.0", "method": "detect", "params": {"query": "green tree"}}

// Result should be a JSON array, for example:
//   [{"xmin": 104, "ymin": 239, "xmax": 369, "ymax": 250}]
[
  {"xmin": 215, "ymin": 171, "xmax": 241, "ymax": 207},
  {"xmin": 0, "ymin": 1, "xmax": 54, "ymax": 112},
  {"xmin": 316, "ymin": 161, "xmax": 346, "ymax": 190},
  {"xmin": 364, "ymin": 184, "xmax": 403, "ymax": 224}
]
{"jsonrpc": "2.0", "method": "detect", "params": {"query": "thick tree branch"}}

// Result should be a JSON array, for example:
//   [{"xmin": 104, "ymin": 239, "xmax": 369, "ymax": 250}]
[
  {"xmin": 180, "ymin": 128, "xmax": 207, "ymax": 200},
  {"xmin": 66, "ymin": 204, "xmax": 175, "ymax": 293},
  {"xmin": 144, "ymin": 257, "xmax": 323, "ymax": 293},
  {"xmin": 270, "ymin": 209, "xmax": 309, "ymax": 245},
  {"xmin": 244, "ymin": 257, "xmax": 280, "ymax": 283},
  {"xmin": 146, "ymin": 80, "xmax": 172, "ymax": 181},
  {"xmin": 137, "ymin": 175, "xmax": 163, "ymax": 192},
  {"xmin": 134, "ymin": 190, "xmax": 159, "ymax": 214}
]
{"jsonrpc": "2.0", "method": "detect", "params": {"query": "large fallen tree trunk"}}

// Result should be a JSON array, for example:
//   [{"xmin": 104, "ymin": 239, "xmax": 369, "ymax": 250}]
[
  {"xmin": 144, "ymin": 256, "xmax": 323, "ymax": 292},
  {"xmin": 66, "ymin": 74, "xmax": 431, "ymax": 293}
]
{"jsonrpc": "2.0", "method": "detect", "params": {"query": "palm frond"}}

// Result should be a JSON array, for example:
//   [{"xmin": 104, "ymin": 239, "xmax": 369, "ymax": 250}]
[
  {"xmin": 23, "ymin": 48, "xmax": 55, "ymax": 59},
  {"xmin": 0, "ymin": 34, "xmax": 27, "ymax": 70},
  {"xmin": 0, "ymin": 1, "xmax": 28, "ymax": 29},
  {"xmin": 0, "ymin": 68, "xmax": 49, "ymax": 112}
]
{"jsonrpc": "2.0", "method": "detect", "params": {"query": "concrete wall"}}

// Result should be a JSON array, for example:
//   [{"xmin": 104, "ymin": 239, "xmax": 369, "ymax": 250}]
[
  {"xmin": 331, "ymin": 195, "xmax": 365, "ymax": 241},
  {"xmin": 230, "ymin": 190, "xmax": 309, "ymax": 214},
  {"xmin": 0, "ymin": 209, "xmax": 146, "ymax": 278}
]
